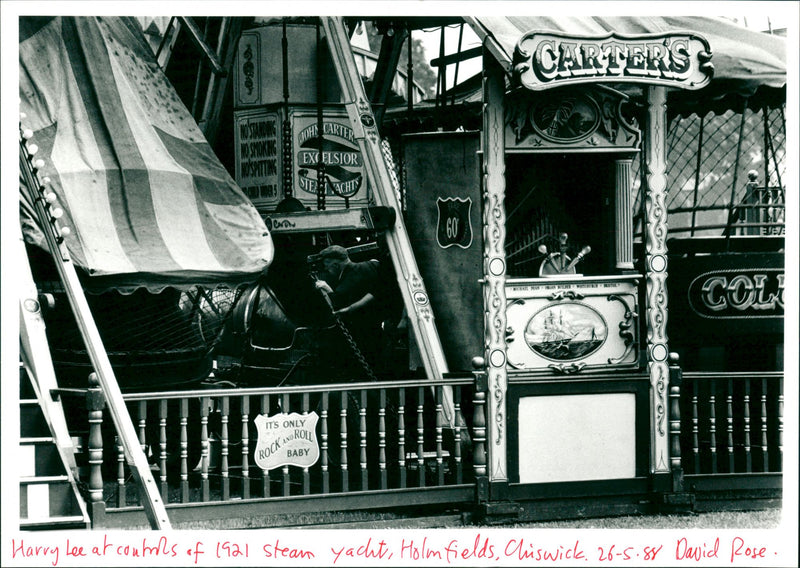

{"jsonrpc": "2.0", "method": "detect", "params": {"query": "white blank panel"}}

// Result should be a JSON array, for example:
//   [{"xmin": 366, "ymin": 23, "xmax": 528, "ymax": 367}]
[
  {"xmin": 26, "ymin": 484, "xmax": 50, "ymax": 519},
  {"xmin": 518, "ymin": 393, "xmax": 636, "ymax": 483}
]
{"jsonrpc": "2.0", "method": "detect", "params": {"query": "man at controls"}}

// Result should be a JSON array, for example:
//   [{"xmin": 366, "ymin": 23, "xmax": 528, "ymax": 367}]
[{"xmin": 314, "ymin": 245, "xmax": 384, "ymax": 373}]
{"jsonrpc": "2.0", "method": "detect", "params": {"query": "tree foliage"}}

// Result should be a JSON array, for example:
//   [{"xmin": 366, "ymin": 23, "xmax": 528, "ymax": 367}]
[{"xmin": 363, "ymin": 21, "xmax": 437, "ymax": 99}]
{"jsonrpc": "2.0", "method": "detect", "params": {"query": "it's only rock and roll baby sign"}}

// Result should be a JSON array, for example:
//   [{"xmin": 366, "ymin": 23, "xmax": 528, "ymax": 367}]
[{"xmin": 254, "ymin": 412, "xmax": 320, "ymax": 470}]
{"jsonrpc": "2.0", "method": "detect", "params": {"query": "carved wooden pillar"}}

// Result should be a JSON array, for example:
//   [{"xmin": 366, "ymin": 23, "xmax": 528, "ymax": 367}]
[
  {"xmin": 86, "ymin": 373, "xmax": 106, "ymax": 526},
  {"xmin": 644, "ymin": 86, "xmax": 670, "ymax": 475},
  {"xmin": 472, "ymin": 364, "xmax": 490, "ymax": 505},
  {"xmin": 668, "ymin": 354, "xmax": 684, "ymax": 492},
  {"xmin": 482, "ymin": 52, "xmax": 507, "ymax": 482},
  {"xmin": 615, "ymin": 158, "xmax": 635, "ymax": 270}
]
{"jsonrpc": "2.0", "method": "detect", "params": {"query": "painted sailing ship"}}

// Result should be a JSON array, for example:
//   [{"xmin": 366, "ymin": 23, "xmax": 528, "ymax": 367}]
[{"xmin": 525, "ymin": 306, "xmax": 605, "ymax": 361}]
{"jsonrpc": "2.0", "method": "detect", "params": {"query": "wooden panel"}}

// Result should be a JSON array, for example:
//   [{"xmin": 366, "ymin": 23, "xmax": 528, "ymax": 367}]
[
  {"xmin": 505, "ymin": 275, "xmax": 641, "ymax": 374},
  {"xmin": 507, "ymin": 376, "xmax": 650, "ymax": 484},
  {"xmin": 509, "ymin": 476, "xmax": 650, "ymax": 501},
  {"xmin": 517, "ymin": 393, "xmax": 636, "ymax": 483}
]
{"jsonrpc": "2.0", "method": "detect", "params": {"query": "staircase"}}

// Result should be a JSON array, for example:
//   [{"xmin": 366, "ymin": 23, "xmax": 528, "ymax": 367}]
[{"xmin": 19, "ymin": 364, "xmax": 90, "ymax": 530}]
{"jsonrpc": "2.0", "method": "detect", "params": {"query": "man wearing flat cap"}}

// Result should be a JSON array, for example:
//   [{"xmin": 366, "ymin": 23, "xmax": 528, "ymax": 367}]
[{"xmin": 314, "ymin": 245, "xmax": 384, "ymax": 371}]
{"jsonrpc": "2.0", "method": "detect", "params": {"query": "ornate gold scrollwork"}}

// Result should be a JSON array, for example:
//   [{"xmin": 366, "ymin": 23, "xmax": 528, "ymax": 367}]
[
  {"xmin": 607, "ymin": 294, "xmax": 639, "ymax": 364},
  {"xmin": 548, "ymin": 362, "xmax": 587, "ymax": 374}
]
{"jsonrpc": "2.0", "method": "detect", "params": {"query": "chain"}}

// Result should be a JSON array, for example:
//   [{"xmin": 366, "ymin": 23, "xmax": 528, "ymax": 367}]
[
  {"xmin": 329, "ymin": 309, "xmax": 379, "ymax": 382},
  {"xmin": 310, "ymin": 272, "xmax": 378, "ymax": 381},
  {"xmin": 327, "ymin": 299, "xmax": 401, "ymax": 420}
]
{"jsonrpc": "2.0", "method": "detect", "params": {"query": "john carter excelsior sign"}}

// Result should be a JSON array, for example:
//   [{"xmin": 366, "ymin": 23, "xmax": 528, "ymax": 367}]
[{"xmin": 513, "ymin": 31, "xmax": 713, "ymax": 91}]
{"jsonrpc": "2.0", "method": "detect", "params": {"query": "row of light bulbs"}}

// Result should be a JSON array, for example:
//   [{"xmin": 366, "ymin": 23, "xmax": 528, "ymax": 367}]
[{"xmin": 20, "ymin": 115, "xmax": 72, "ymax": 242}]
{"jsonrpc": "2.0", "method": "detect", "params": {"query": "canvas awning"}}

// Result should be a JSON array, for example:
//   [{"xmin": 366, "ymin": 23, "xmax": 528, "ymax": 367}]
[
  {"xmin": 19, "ymin": 16, "xmax": 273, "ymax": 293},
  {"xmin": 468, "ymin": 16, "xmax": 786, "ymax": 115}
]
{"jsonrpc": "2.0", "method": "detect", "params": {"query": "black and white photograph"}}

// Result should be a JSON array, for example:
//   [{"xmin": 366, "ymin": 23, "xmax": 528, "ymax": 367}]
[{"xmin": 2, "ymin": 1, "xmax": 797, "ymax": 566}]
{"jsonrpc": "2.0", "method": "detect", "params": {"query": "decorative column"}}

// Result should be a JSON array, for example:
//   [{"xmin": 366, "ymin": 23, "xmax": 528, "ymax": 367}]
[
  {"xmin": 86, "ymin": 373, "xmax": 106, "ymax": 526},
  {"xmin": 615, "ymin": 158, "xmax": 635, "ymax": 270},
  {"xmin": 482, "ymin": 53, "xmax": 508, "ymax": 482},
  {"xmin": 644, "ymin": 86, "xmax": 670, "ymax": 475}
]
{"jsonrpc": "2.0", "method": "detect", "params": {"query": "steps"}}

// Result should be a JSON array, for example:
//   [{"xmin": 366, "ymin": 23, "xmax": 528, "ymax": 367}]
[{"xmin": 19, "ymin": 366, "xmax": 89, "ymax": 530}]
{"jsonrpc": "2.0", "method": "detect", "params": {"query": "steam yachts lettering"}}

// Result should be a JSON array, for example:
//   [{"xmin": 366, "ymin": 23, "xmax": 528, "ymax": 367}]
[
  {"xmin": 296, "ymin": 120, "xmax": 363, "ymax": 197},
  {"xmin": 514, "ymin": 32, "xmax": 713, "ymax": 90},
  {"xmin": 690, "ymin": 269, "xmax": 784, "ymax": 318}
]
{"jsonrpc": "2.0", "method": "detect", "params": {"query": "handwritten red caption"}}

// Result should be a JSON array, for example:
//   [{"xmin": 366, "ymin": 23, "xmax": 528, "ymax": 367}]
[
  {"xmin": 329, "ymin": 534, "xmax": 779, "ymax": 565},
  {"xmin": 8, "ymin": 532, "xmax": 778, "ymax": 566},
  {"xmin": 9, "ymin": 536, "xmax": 315, "ymax": 566}
]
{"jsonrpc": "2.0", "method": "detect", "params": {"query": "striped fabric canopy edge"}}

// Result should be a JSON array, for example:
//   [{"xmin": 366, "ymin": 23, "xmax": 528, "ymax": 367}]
[{"xmin": 19, "ymin": 16, "xmax": 274, "ymax": 293}]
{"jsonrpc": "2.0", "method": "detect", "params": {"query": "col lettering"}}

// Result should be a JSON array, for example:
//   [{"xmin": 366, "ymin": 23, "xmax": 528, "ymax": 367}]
[{"xmin": 690, "ymin": 270, "xmax": 784, "ymax": 318}]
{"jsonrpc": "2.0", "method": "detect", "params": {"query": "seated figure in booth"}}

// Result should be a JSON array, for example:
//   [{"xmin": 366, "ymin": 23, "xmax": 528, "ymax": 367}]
[{"xmin": 313, "ymin": 245, "xmax": 387, "ymax": 376}]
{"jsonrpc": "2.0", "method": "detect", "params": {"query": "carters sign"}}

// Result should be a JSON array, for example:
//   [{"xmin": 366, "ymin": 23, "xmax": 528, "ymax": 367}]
[{"xmin": 513, "ymin": 31, "xmax": 713, "ymax": 91}]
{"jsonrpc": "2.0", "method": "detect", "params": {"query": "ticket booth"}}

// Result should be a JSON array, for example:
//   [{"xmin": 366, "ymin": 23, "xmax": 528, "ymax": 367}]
[
  {"xmin": 403, "ymin": 26, "xmax": 715, "ymax": 516},
  {"xmin": 481, "ymin": 29, "xmax": 715, "ymax": 513}
]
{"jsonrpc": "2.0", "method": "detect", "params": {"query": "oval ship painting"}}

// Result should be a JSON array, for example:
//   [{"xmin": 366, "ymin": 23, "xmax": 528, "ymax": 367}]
[{"xmin": 524, "ymin": 302, "xmax": 607, "ymax": 361}]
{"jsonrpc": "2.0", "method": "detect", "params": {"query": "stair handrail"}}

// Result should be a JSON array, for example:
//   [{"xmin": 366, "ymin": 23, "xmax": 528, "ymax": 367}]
[{"xmin": 19, "ymin": 235, "xmax": 80, "ymax": 478}]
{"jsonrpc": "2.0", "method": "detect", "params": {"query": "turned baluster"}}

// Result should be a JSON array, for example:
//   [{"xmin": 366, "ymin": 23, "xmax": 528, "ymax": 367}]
[
  {"xmin": 220, "ymin": 396, "xmax": 230, "ymax": 501},
  {"xmin": 321, "ymin": 392, "xmax": 330, "ymax": 494},
  {"xmin": 138, "ymin": 402, "xmax": 148, "ymax": 483},
  {"xmin": 743, "ymin": 380, "xmax": 752, "ymax": 472},
  {"xmin": 667, "ymin": 355, "xmax": 683, "ymax": 491},
  {"xmin": 691, "ymin": 381, "xmax": 700, "ymax": 474},
  {"xmin": 179, "ymin": 399, "xmax": 189, "ymax": 502},
  {"xmin": 200, "ymin": 397, "xmax": 210, "ymax": 502},
  {"xmin": 453, "ymin": 385, "xmax": 463, "ymax": 484},
  {"xmin": 417, "ymin": 386, "xmax": 425, "ymax": 487},
  {"xmin": 302, "ymin": 393, "xmax": 311, "ymax": 495},
  {"xmin": 760, "ymin": 378, "xmax": 769, "ymax": 471},
  {"xmin": 472, "ymin": 359, "xmax": 488, "ymax": 480},
  {"xmin": 115, "ymin": 436, "xmax": 126, "ymax": 507},
  {"xmin": 86, "ymin": 373, "xmax": 106, "ymax": 520},
  {"xmin": 777, "ymin": 378, "xmax": 783, "ymax": 472},
  {"xmin": 725, "ymin": 379, "xmax": 734, "ymax": 472},
  {"xmin": 435, "ymin": 386, "xmax": 445, "ymax": 486},
  {"xmin": 260, "ymin": 395, "xmax": 270, "ymax": 497},
  {"xmin": 360, "ymin": 390, "xmax": 368, "ymax": 490},
  {"xmin": 137, "ymin": 400, "xmax": 147, "ymax": 505},
  {"xmin": 241, "ymin": 396, "xmax": 250, "ymax": 500},
  {"xmin": 158, "ymin": 400, "xmax": 168, "ymax": 497},
  {"xmin": 340, "ymin": 391, "xmax": 349, "ymax": 492},
  {"xmin": 398, "ymin": 388, "xmax": 406, "ymax": 488},
  {"xmin": 379, "ymin": 389, "xmax": 387, "ymax": 490},
  {"xmin": 282, "ymin": 393, "xmax": 290, "ymax": 496},
  {"xmin": 709, "ymin": 381, "xmax": 717, "ymax": 474},
  {"xmin": 472, "ymin": 391, "xmax": 487, "ymax": 478}
]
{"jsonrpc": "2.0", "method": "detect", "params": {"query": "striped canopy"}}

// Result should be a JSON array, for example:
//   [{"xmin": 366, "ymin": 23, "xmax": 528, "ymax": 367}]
[{"xmin": 19, "ymin": 17, "xmax": 273, "ymax": 293}]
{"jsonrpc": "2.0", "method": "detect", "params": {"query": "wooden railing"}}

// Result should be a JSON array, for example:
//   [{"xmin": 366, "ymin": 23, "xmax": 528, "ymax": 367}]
[
  {"xmin": 58, "ymin": 365, "xmax": 783, "ymax": 525},
  {"xmin": 65, "ymin": 376, "xmax": 481, "ymax": 520},
  {"xmin": 677, "ymin": 371, "xmax": 783, "ymax": 476}
]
